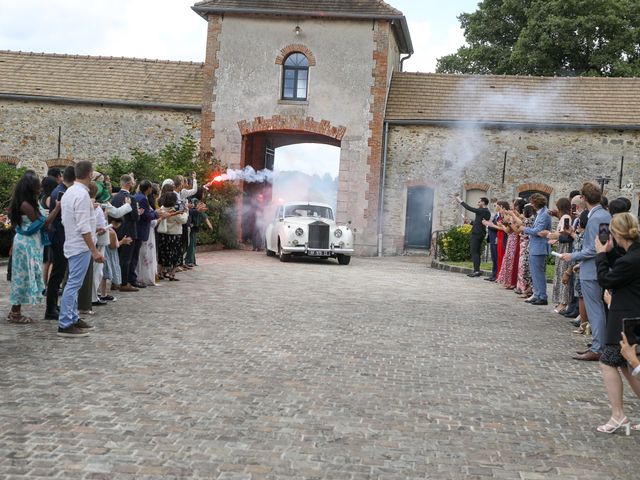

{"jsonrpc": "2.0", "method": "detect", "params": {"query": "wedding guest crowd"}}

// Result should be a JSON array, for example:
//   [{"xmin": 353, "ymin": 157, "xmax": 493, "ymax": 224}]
[
  {"xmin": 4, "ymin": 163, "xmax": 211, "ymax": 337},
  {"xmin": 458, "ymin": 181, "xmax": 640, "ymax": 436}
]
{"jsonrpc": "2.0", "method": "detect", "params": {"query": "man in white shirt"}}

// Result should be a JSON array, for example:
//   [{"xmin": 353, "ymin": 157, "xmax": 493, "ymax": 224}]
[{"xmin": 58, "ymin": 161, "xmax": 105, "ymax": 338}]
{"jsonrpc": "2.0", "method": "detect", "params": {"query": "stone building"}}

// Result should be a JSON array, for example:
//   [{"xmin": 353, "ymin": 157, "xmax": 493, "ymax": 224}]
[
  {"xmin": 0, "ymin": 51, "xmax": 203, "ymax": 172},
  {"xmin": 1, "ymin": 0, "xmax": 639, "ymax": 256}
]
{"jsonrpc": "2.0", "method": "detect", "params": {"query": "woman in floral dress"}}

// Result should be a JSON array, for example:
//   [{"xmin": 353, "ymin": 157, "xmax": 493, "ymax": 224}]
[
  {"xmin": 510, "ymin": 204, "xmax": 536, "ymax": 297},
  {"xmin": 496, "ymin": 212, "xmax": 520, "ymax": 288},
  {"xmin": 8, "ymin": 174, "xmax": 60, "ymax": 323},
  {"xmin": 549, "ymin": 198, "xmax": 574, "ymax": 312}
]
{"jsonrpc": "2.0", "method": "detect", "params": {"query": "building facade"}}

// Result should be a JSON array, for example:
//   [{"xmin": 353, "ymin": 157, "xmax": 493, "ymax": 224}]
[{"xmin": 1, "ymin": 0, "xmax": 639, "ymax": 255}]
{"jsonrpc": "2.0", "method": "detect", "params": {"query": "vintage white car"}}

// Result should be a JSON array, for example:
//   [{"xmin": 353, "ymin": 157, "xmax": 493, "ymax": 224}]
[{"xmin": 265, "ymin": 202, "xmax": 355, "ymax": 264}]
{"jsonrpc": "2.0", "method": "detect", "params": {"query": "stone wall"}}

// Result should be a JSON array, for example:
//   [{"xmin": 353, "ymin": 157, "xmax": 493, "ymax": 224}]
[
  {"xmin": 381, "ymin": 124, "xmax": 640, "ymax": 255},
  {"xmin": 0, "ymin": 100, "xmax": 201, "ymax": 173}
]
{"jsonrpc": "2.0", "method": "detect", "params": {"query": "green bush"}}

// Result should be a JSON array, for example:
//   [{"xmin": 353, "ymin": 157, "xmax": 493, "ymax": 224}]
[
  {"xmin": 0, "ymin": 164, "xmax": 27, "ymax": 211},
  {"xmin": 437, "ymin": 224, "xmax": 480, "ymax": 262},
  {"xmin": 100, "ymin": 132, "xmax": 241, "ymax": 248}
]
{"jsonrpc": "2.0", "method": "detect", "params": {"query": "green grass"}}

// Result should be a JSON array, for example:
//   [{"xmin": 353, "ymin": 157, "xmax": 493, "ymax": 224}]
[{"xmin": 444, "ymin": 261, "xmax": 554, "ymax": 282}]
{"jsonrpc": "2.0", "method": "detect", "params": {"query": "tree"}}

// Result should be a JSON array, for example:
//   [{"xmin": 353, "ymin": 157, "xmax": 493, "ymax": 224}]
[
  {"xmin": 101, "ymin": 133, "xmax": 241, "ymax": 248},
  {"xmin": 436, "ymin": 0, "xmax": 640, "ymax": 77}
]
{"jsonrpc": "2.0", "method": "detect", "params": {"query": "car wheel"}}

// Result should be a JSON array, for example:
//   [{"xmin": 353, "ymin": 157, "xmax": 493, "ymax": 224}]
[
  {"xmin": 337, "ymin": 254, "xmax": 351, "ymax": 265},
  {"xmin": 278, "ymin": 239, "xmax": 290, "ymax": 262}
]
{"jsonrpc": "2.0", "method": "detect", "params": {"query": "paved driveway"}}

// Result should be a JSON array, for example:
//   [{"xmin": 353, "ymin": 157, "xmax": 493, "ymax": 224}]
[{"xmin": 0, "ymin": 251, "xmax": 637, "ymax": 479}]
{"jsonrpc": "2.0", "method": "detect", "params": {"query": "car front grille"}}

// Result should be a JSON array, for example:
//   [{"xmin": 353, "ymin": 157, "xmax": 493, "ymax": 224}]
[{"xmin": 308, "ymin": 221, "xmax": 329, "ymax": 249}]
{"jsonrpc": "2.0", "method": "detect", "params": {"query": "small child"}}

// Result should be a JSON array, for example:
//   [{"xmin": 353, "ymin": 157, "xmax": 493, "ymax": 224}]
[
  {"xmin": 91, "ymin": 182, "xmax": 109, "ymax": 305},
  {"xmin": 102, "ymin": 216, "xmax": 132, "ymax": 296}
]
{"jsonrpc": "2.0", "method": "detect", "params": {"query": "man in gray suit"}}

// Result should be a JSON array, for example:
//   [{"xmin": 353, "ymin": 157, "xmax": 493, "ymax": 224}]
[
  {"xmin": 562, "ymin": 182, "xmax": 611, "ymax": 361},
  {"xmin": 523, "ymin": 194, "xmax": 552, "ymax": 305}
]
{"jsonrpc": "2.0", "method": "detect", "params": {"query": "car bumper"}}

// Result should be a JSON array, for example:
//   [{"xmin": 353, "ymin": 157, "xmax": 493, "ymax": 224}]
[{"xmin": 280, "ymin": 246, "xmax": 355, "ymax": 256}]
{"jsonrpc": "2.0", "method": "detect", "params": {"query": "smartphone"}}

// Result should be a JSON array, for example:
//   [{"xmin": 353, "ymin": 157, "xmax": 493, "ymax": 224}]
[
  {"xmin": 192, "ymin": 199, "xmax": 199, "ymax": 208},
  {"xmin": 563, "ymin": 217, "xmax": 570, "ymax": 230},
  {"xmin": 623, "ymin": 318, "xmax": 640, "ymax": 345},
  {"xmin": 177, "ymin": 202, "xmax": 185, "ymax": 213},
  {"xmin": 571, "ymin": 204, "xmax": 577, "ymax": 215},
  {"xmin": 598, "ymin": 223, "xmax": 610, "ymax": 245},
  {"xmin": 57, "ymin": 191, "xmax": 64, "ymax": 201}
]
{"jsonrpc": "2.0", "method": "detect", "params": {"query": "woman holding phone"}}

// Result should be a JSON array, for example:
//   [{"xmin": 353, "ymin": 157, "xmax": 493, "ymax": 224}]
[{"xmin": 594, "ymin": 212, "xmax": 640, "ymax": 435}]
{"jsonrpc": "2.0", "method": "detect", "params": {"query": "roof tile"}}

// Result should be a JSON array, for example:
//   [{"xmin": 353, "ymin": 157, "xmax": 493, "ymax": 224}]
[
  {"xmin": 0, "ymin": 51, "xmax": 204, "ymax": 107},
  {"xmin": 193, "ymin": 0, "xmax": 403, "ymax": 16},
  {"xmin": 386, "ymin": 72, "xmax": 640, "ymax": 127}
]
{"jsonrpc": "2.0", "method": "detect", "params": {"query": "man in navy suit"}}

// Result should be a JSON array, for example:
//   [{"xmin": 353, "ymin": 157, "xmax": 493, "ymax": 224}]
[
  {"xmin": 132, "ymin": 180, "xmax": 158, "ymax": 289},
  {"xmin": 562, "ymin": 182, "xmax": 611, "ymax": 361},
  {"xmin": 455, "ymin": 195, "xmax": 491, "ymax": 277},
  {"xmin": 485, "ymin": 205, "xmax": 501, "ymax": 281},
  {"xmin": 111, "ymin": 174, "xmax": 141, "ymax": 291},
  {"xmin": 523, "ymin": 193, "xmax": 552, "ymax": 305}
]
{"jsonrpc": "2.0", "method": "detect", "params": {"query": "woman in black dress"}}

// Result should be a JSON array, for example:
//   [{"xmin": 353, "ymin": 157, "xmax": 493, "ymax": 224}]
[{"xmin": 595, "ymin": 212, "xmax": 640, "ymax": 435}]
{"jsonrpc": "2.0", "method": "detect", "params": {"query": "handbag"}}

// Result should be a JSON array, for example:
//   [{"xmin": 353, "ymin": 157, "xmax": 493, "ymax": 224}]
[{"xmin": 157, "ymin": 218, "xmax": 168, "ymax": 234}]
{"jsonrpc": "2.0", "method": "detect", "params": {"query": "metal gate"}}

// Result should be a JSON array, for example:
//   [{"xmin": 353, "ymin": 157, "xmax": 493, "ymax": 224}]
[{"xmin": 404, "ymin": 186, "xmax": 434, "ymax": 249}]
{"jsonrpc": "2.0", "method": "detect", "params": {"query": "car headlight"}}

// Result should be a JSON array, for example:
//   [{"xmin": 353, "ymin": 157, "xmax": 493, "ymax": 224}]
[
  {"xmin": 334, "ymin": 229, "xmax": 343, "ymax": 238},
  {"xmin": 295, "ymin": 227, "xmax": 304, "ymax": 236}
]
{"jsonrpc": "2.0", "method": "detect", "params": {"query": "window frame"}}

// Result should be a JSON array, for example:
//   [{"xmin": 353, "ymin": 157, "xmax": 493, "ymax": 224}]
[{"xmin": 281, "ymin": 52, "xmax": 309, "ymax": 101}]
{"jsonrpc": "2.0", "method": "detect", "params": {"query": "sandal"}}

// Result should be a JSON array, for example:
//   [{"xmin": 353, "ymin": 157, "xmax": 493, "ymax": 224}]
[
  {"xmin": 7, "ymin": 312, "xmax": 35, "ymax": 324},
  {"xmin": 168, "ymin": 276, "xmax": 180, "ymax": 281},
  {"xmin": 596, "ymin": 416, "xmax": 630, "ymax": 435}
]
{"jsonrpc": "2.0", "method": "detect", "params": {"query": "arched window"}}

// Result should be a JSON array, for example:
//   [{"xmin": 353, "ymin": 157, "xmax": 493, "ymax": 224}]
[{"xmin": 282, "ymin": 53, "xmax": 309, "ymax": 101}]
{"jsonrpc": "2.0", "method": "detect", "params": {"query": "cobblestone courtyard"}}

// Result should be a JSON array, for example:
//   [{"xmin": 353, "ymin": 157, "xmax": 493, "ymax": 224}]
[{"xmin": 1, "ymin": 251, "xmax": 639, "ymax": 479}]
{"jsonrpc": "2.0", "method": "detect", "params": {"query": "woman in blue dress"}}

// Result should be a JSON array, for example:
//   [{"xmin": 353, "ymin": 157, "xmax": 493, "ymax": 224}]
[{"xmin": 7, "ymin": 173, "xmax": 60, "ymax": 324}]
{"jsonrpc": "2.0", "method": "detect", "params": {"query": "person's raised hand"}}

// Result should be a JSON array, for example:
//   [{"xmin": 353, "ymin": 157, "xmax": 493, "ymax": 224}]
[
  {"xmin": 595, "ymin": 235, "xmax": 613, "ymax": 254},
  {"xmin": 124, "ymin": 196, "xmax": 131, "ymax": 205},
  {"xmin": 620, "ymin": 332, "xmax": 640, "ymax": 369}
]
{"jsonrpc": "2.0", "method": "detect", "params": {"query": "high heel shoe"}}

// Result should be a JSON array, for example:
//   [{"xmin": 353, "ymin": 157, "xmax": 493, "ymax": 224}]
[{"xmin": 596, "ymin": 416, "xmax": 631, "ymax": 435}]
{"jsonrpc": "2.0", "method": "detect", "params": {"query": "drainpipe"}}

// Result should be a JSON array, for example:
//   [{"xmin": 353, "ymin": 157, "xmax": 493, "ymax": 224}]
[
  {"xmin": 399, "ymin": 53, "xmax": 412, "ymax": 72},
  {"xmin": 377, "ymin": 121, "xmax": 390, "ymax": 257}
]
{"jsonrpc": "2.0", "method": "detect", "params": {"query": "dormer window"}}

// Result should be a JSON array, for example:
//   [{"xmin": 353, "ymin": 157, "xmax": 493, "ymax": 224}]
[{"xmin": 282, "ymin": 53, "xmax": 309, "ymax": 101}]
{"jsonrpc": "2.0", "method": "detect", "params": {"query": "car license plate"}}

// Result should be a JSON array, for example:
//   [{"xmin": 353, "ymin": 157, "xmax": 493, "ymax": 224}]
[{"xmin": 308, "ymin": 250, "xmax": 328, "ymax": 256}]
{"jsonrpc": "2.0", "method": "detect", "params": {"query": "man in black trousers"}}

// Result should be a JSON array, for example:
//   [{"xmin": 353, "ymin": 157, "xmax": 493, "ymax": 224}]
[
  {"xmin": 111, "ymin": 174, "xmax": 141, "ymax": 292},
  {"xmin": 45, "ymin": 166, "xmax": 75, "ymax": 319},
  {"xmin": 455, "ymin": 195, "xmax": 491, "ymax": 277}
]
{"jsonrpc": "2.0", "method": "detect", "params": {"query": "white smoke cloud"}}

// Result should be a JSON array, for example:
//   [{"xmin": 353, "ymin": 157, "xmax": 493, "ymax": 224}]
[{"xmin": 217, "ymin": 166, "xmax": 275, "ymax": 183}]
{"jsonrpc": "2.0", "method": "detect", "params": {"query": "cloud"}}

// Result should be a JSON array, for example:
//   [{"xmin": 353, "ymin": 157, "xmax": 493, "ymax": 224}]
[
  {"xmin": 0, "ymin": 0, "xmax": 206, "ymax": 61},
  {"xmin": 402, "ymin": 20, "xmax": 466, "ymax": 73}
]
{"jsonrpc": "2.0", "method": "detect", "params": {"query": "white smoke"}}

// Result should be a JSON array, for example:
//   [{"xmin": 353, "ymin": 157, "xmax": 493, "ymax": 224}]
[{"xmin": 219, "ymin": 166, "xmax": 275, "ymax": 183}]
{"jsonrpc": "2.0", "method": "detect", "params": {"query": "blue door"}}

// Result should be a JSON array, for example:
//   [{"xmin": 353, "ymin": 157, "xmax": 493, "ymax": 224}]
[{"xmin": 404, "ymin": 186, "xmax": 434, "ymax": 249}]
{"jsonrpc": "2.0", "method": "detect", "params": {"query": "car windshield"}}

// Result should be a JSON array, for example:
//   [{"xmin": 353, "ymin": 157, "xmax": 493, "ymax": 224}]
[{"xmin": 284, "ymin": 205, "xmax": 334, "ymax": 220}]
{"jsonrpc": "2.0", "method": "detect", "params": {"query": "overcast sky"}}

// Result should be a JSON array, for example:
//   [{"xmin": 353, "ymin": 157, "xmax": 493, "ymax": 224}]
[{"xmin": 0, "ymin": 0, "xmax": 480, "ymax": 177}]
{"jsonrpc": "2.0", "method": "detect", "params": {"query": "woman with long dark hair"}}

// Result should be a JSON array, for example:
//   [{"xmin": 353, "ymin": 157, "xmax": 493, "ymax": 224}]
[{"xmin": 7, "ymin": 173, "xmax": 60, "ymax": 323}]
